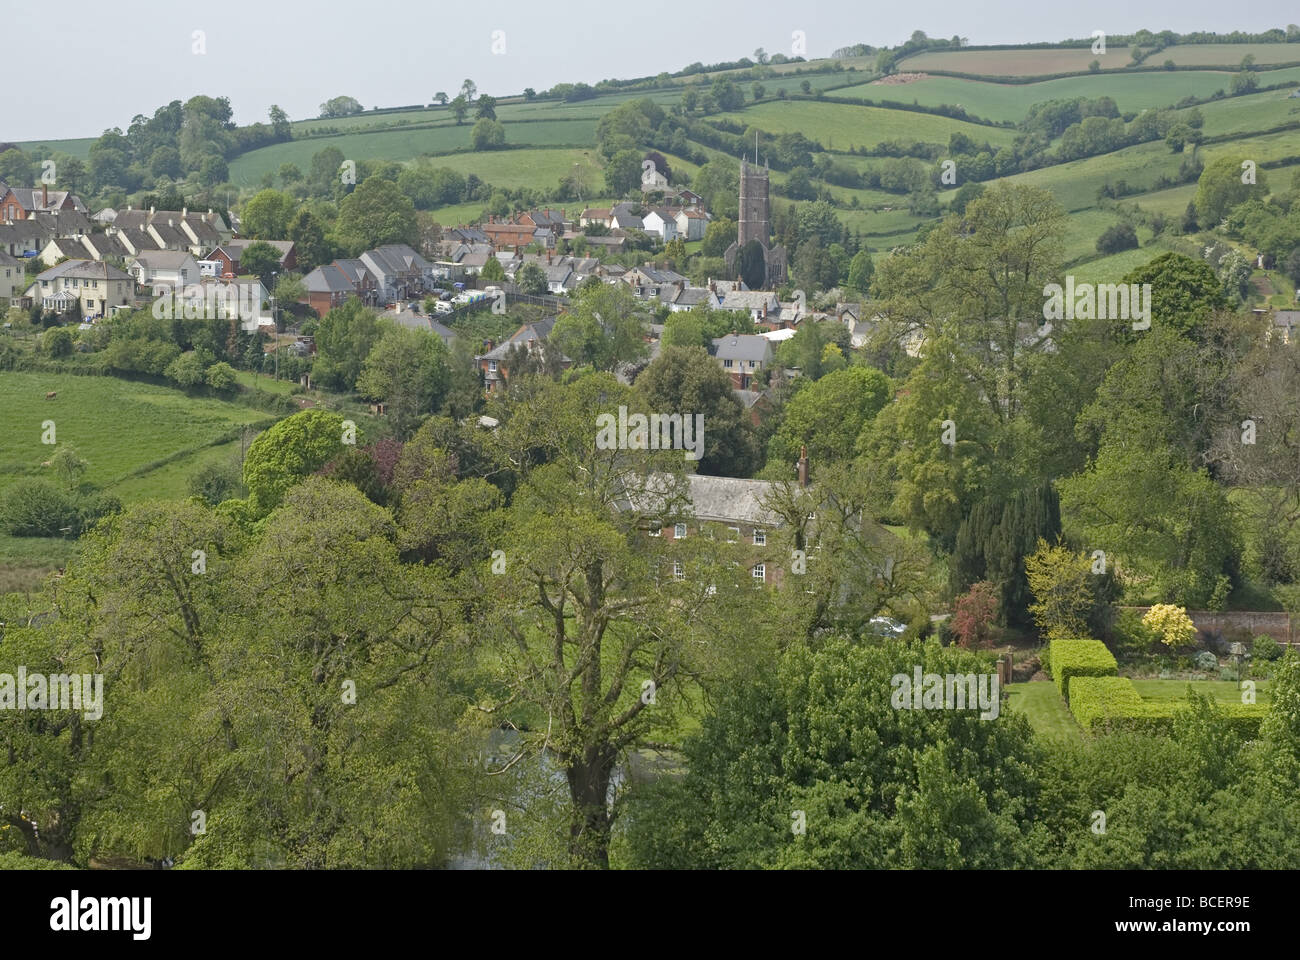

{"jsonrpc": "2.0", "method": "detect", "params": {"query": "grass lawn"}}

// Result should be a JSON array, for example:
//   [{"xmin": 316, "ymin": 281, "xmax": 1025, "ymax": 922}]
[
  {"xmin": 1006, "ymin": 682, "xmax": 1081, "ymax": 741},
  {"xmin": 900, "ymin": 46, "xmax": 1135, "ymax": 78},
  {"xmin": 1129, "ymin": 679, "xmax": 1271, "ymax": 704},
  {"xmin": 0, "ymin": 534, "xmax": 80, "ymax": 595}
]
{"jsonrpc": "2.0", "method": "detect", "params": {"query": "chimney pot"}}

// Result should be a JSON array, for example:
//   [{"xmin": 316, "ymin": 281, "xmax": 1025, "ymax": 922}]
[
  {"xmin": 149, "ymin": 206, "xmax": 155, "ymax": 216},
  {"xmin": 797, "ymin": 445, "xmax": 810, "ymax": 487}
]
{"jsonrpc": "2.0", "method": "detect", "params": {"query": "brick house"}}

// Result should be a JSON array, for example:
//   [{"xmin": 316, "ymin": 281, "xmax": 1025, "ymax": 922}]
[{"xmin": 207, "ymin": 239, "xmax": 297, "ymax": 276}]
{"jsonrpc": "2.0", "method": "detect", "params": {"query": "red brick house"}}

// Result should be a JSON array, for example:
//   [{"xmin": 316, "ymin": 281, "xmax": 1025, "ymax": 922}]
[{"xmin": 207, "ymin": 239, "xmax": 297, "ymax": 276}]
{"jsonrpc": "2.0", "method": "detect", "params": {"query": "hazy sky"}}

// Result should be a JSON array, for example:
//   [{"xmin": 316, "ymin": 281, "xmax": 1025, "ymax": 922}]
[{"xmin": 4, "ymin": 0, "xmax": 1297, "ymax": 142}]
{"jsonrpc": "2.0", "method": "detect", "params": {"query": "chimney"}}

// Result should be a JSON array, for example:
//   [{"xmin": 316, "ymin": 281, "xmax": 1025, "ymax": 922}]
[
  {"xmin": 182, "ymin": 207, "xmax": 188, "ymax": 218},
  {"xmin": 150, "ymin": 206, "xmax": 155, "ymax": 216},
  {"xmin": 42, "ymin": 183, "xmax": 48, "ymax": 208},
  {"xmin": 797, "ymin": 445, "xmax": 810, "ymax": 488}
]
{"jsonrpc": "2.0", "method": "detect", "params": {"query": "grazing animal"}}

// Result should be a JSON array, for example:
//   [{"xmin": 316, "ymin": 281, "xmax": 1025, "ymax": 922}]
[{"xmin": 45, "ymin": 391, "xmax": 57, "ymax": 399}]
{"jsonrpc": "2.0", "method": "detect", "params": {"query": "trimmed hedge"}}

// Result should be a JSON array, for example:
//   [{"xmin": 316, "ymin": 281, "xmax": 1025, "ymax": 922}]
[
  {"xmin": 1068, "ymin": 675, "xmax": 1269, "ymax": 738},
  {"xmin": 1050, "ymin": 639, "xmax": 1119, "ymax": 700},
  {"xmin": 1068, "ymin": 676, "xmax": 1144, "ymax": 732}
]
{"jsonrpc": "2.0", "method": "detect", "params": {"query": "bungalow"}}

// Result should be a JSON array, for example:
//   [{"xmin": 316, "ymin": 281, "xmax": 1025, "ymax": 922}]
[
  {"xmin": 115, "ymin": 226, "xmax": 164, "ymax": 257},
  {"xmin": 23, "ymin": 259, "xmax": 134, "ymax": 318},
  {"xmin": 127, "ymin": 251, "xmax": 201, "ymax": 289},
  {"xmin": 710, "ymin": 333, "xmax": 773, "ymax": 389},
  {"xmin": 207, "ymin": 239, "xmax": 297, "ymax": 276},
  {"xmin": 78, "ymin": 232, "xmax": 131, "ymax": 261},
  {"xmin": 0, "ymin": 219, "xmax": 52, "ymax": 258}
]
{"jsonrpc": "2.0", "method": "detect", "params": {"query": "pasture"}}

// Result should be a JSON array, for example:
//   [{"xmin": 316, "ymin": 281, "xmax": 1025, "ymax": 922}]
[{"xmin": 717, "ymin": 100, "xmax": 1020, "ymax": 151}]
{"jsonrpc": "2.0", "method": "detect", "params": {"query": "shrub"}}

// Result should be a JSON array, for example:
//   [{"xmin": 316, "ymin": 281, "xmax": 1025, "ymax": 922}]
[
  {"xmin": 1253, "ymin": 634, "xmax": 1282, "ymax": 661},
  {"xmin": 1050, "ymin": 638, "xmax": 1119, "ymax": 699},
  {"xmin": 1, "ymin": 478, "xmax": 79, "ymax": 537},
  {"xmin": 951, "ymin": 580, "xmax": 999, "ymax": 648},
  {"xmin": 1096, "ymin": 222, "xmax": 1139, "ymax": 255},
  {"xmin": 1195, "ymin": 650, "xmax": 1219, "ymax": 671},
  {"xmin": 1143, "ymin": 603, "xmax": 1196, "ymax": 648}
]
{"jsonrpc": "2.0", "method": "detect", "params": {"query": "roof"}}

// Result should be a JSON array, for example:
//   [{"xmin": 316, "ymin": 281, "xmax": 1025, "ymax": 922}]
[
  {"xmin": 35, "ymin": 259, "xmax": 132, "ymax": 282},
  {"xmin": 216, "ymin": 238, "xmax": 294, "ymax": 258},
  {"xmin": 721, "ymin": 290, "xmax": 779, "ymax": 311},
  {"xmin": 687, "ymin": 475, "xmax": 780, "ymax": 526},
  {"xmin": 711, "ymin": 334, "xmax": 773, "ymax": 363},
  {"xmin": 480, "ymin": 317, "xmax": 559, "ymax": 360},
  {"xmin": 129, "ymin": 250, "xmax": 196, "ymax": 269}
]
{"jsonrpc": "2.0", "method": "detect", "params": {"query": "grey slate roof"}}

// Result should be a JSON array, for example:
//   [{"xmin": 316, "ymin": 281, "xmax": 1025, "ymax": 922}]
[
  {"xmin": 711, "ymin": 334, "xmax": 773, "ymax": 364},
  {"xmin": 686, "ymin": 475, "xmax": 780, "ymax": 526}
]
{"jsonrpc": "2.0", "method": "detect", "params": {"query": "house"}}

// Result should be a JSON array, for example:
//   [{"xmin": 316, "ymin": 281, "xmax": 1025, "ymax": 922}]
[
  {"xmin": 115, "ymin": 226, "xmax": 164, "ymax": 257},
  {"xmin": 579, "ymin": 208, "xmax": 612, "ymax": 228},
  {"xmin": 78, "ymin": 232, "xmax": 131, "ymax": 262},
  {"xmin": 610, "ymin": 202, "xmax": 644, "ymax": 231},
  {"xmin": 641, "ymin": 208, "xmax": 678, "ymax": 242},
  {"xmin": 475, "ymin": 317, "xmax": 570, "ymax": 393},
  {"xmin": 127, "ymin": 251, "xmax": 201, "ymax": 289},
  {"xmin": 360, "ymin": 244, "xmax": 431, "ymax": 303},
  {"xmin": 1270, "ymin": 310, "xmax": 1300, "ymax": 344},
  {"xmin": 0, "ymin": 251, "xmax": 22, "ymax": 304},
  {"xmin": 483, "ymin": 214, "xmax": 540, "ymax": 250},
  {"xmin": 207, "ymin": 239, "xmax": 297, "ymax": 276},
  {"xmin": 0, "ymin": 219, "xmax": 53, "ymax": 258},
  {"xmin": 543, "ymin": 262, "xmax": 574, "ymax": 294},
  {"xmin": 302, "ymin": 260, "xmax": 378, "ymax": 315},
  {"xmin": 673, "ymin": 189, "xmax": 704, "ymax": 208},
  {"xmin": 23, "ymin": 260, "xmax": 134, "ymax": 318},
  {"xmin": 0, "ymin": 184, "xmax": 88, "ymax": 220},
  {"xmin": 38, "ymin": 237, "xmax": 91, "ymax": 268},
  {"xmin": 710, "ymin": 333, "xmax": 773, "ymax": 389},
  {"xmin": 674, "ymin": 208, "xmax": 710, "ymax": 241},
  {"xmin": 108, "ymin": 207, "xmax": 230, "ymax": 255},
  {"xmin": 667, "ymin": 285, "xmax": 721, "ymax": 313},
  {"xmin": 720, "ymin": 289, "xmax": 780, "ymax": 324},
  {"xmin": 632, "ymin": 451, "xmax": 813, "ymax": 589},
  {"xmin": 640, "ymin": 167, "xmax": 670, "ymax": 192},
  {"xmin": 159, "ymin": 278, "xmax": 272, "ymax": 332}
]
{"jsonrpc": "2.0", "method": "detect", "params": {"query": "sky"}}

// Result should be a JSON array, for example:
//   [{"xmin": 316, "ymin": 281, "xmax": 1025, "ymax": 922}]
[{"xmin": 2, "ymin": 0, "xmax": 1298, "ymax": 142}]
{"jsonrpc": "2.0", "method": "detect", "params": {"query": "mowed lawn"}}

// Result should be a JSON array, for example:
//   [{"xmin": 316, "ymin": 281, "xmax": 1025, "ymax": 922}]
[
  {"xmin": 0, "ymin": 372, "xmax": 273, "ymax": 501},
  {"xmin": 1006, "ymin": 682, "xmax": 1081, "ymax": 741}
]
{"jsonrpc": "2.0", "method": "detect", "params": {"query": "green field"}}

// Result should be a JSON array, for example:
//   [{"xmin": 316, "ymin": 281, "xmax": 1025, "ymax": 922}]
[
  {"xmin": 836, "ymin": 72, "xmax": 1240, "ymax": 123},
  {"xmin": 718, "ymin": 100, "xmax": 1019, "ymax": 151},
  {"xmin": 995, "ymin": 139, "xmax": 1184, "ymax": 211},
  {"xmin": 901, "ymin": 46, "xmax": 1136, "ymax": 77},
  {"xmin": 1186, "ymin": 88, "xmax": 1300, "ymax": 137},
  {"xmin": 228, "ymin": 122, "xmax": 598, "ymax": 185},
  {"xmin": 901, "ymin": 43, "xmax": 1300, "ymax": 78},
  {"xmin": 0, "ymin": 372, "xmax": 273, "ymax": 501}
]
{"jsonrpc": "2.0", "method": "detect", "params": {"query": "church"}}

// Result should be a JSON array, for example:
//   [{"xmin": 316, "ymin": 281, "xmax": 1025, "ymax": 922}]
[{"xmin": 723, "ymin": 152, "xmax": 787, "ymax": 290}]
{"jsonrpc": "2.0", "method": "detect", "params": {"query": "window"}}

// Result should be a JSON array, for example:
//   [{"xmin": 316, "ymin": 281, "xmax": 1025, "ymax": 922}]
[
  {"xmin": 723, "ymin": 358, "xmax": 733, "ymax": 368},
  {"xmin": 674, "ymin": 523, "xmax": 687, "ymax": 539},
  {"xmin": 749, "ymin": 360, "xmax": 756, "ymax": 368},
  {"xmin": 488, "ymin": 360, "xmax": 497, "ymax": 372},
  {"xmin": 672, "ymin": 561, "xmax": 685, "ymax": 581},
  {"xmin": 752, "ymin": 564, "xmax": 765, "ymax": 583},
  {"xmin": 649, "ymin": 526, "xmax": 662, "ymax": 537},
  {"xmin": 727, "ymin": 527, "xmax": 739, "ymax": 543},
  {"xmin": 753, "ymin": 529, "xmax": 766, "ymax": 546}
]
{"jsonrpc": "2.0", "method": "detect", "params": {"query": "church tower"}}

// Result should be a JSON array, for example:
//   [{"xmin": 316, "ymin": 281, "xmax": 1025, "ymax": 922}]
[{"xmin": 725, "ymin": 144, "xmax": 787, "ymax": 289}]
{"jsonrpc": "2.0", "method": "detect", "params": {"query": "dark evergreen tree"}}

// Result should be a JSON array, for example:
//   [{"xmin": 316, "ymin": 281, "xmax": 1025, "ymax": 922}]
[{"xmin": 950, "ymin": 482, "xmax": 1060, "ymax": 626}]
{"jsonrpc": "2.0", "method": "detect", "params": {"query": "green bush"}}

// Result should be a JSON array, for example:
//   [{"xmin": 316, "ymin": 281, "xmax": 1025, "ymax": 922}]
[
  {"xmin": 1195, "ymin": 650, "xmax": 1219, "ymax": 671},
  {"xmin": 1106, "ymin": 701, "xmax": 1268, "ymax": 739},
  {"xmin": 1, "ymin": 478, "xmax": 79, "ymax": 536},
  {"xmin": 1067, "ymin": 676, "xmax": 1143, "ymax": 731},
  {"xmin": 1253, "ymin": 634, "xmax": 1282, "ymax": 661},
  {"xmin": 1049, "ymin": 638, "xmax": 1118, "ymax": 700}
]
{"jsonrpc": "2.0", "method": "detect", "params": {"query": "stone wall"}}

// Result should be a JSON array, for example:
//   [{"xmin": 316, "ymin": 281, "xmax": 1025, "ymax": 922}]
[{"xmin": 1122, "ymin": 607, "xmax": 1295, "ymax": 646}]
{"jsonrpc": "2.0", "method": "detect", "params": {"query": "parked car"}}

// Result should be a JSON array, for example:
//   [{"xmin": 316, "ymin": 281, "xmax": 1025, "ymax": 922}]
[
  {"xmin": 867, "ymin": 616, "xmax": 907, "ymax": 637},
  {"xmin": 433, "ymin": 300, "xmax": 453, "ymax": 315},
  {"xmin": 439, "ymin": 292, "xmax": 452, "ymax": 301}
]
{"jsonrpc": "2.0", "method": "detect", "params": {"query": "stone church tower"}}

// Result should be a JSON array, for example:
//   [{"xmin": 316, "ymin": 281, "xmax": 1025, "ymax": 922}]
[{"xmin": 725, "ymin": 151, "xmax": 787, "ymax": 289}]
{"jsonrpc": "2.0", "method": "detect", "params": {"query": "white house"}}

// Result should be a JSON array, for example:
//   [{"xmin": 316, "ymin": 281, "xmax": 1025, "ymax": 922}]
[
  {"xmin": 674, "ymin": 208, "xmax": 710, "ymax": 241},
  {"xmin": 128, "ymin": 251, "xmax": 201, "ymax": 290},
  {"xmin": 23, "ymin": 260, "xmax": 134, "ymax": 318},
  {"xmin": 0, "ymin": 251, "xmax": 22, "ymax": 305},
  {"xmin": 641, "ymin": 209, "xmax": 678, "ymax": 242}
]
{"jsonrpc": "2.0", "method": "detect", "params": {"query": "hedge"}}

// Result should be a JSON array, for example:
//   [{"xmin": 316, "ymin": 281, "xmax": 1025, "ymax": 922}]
[
  {"xmin": 1068, "ymin": 675, "xmax": 1269, "ymax": 738},
  {"xmin": 1068, "ymin": 676, "xmax": 1144, "ymax": 731},
  {"xmin": 1050, "ymin": 639, "xmax": 1119, "ymax": 700}
]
